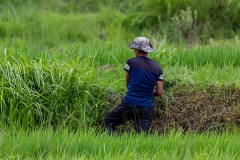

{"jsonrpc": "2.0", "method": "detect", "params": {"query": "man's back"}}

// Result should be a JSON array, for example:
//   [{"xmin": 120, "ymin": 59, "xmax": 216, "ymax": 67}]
[
  {"xmin": 124, "ymin": 56, "xmax": 163, "ymax": 107},
  {"xmin": 103, "ymin": 37, "xmax": 163, "ymax": 134}
]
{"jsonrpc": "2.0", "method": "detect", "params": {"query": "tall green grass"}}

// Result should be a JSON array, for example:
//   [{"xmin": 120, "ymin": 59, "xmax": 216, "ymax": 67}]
[
  {"xmin": 0, "ymin": 128, "xmax": 239, "ymax": 159},
  {"xmin": 0, "ymin": 41, "xmax": 240, "ymax": 129},
  {"xmin": 0, "ymin": 1, "xmax": 129, "ymax": 48},
  {"xmin": 1, "ymin": 0, "xmax": 240, "ymax": 45},
  {"xmin": 0, "ymin": 43, "xmax": 128, "ymax": 129}
]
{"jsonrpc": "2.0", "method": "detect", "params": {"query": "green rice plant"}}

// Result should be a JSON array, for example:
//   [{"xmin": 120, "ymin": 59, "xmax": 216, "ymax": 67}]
[
  {"xmin": 0, "ymin": 1, "xmax": 131, "ymax": 49},
  {"xmin": 175, "ymin": 46, "xmax": 240, "ymax": 69},
  {"xmin": 2, "ymin": 0, "xmax": 240, "ymax": 46},
  {"xmin": 0, "ymin": 128, "xmax": 239, "ymax": 159}
]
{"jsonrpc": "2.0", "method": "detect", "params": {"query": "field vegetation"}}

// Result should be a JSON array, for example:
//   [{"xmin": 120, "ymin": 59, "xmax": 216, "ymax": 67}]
[
  {"xmin": 1, "ymin": 129, "xmax": 240, "ymax": 159},
  {"xmin": 1, "ymin": 0, "xmax": 240, "ymax": 47},
  {"xmin": 0, "ymin": 0, "xmax": 240, "ymax": 159},
  {"xmin": 1, "ymin": 41, "xmax": 240, "ymax": 131}
]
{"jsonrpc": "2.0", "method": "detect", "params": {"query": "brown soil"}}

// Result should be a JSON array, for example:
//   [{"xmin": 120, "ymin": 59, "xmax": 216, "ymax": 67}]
[{"xmin": 152, "ymin": 85, "xmax": 240, "ymax": 133}]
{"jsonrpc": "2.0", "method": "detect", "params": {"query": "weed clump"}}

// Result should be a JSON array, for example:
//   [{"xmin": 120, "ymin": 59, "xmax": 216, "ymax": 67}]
[{"xmin": 153, "ymin": 84, "xmax": 240, "ymax": 133}]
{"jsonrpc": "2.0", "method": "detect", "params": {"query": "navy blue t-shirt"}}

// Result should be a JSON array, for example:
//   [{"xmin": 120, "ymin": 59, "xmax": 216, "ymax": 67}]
[{"xmin": 123, "ymin": 56, "xmax": 163, "ymax": 107}]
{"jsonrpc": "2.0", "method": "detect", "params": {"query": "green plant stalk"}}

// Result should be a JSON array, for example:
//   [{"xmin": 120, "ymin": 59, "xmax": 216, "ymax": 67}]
[{"xmin": 0, "ymin": 128, "xmax": 239, "ymax": 159}]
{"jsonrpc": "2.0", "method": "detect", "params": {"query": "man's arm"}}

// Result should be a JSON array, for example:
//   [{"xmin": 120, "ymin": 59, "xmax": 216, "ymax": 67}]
[
  {"xmin": 153, "ymin": 81, "xmax": 163, "ymax": 96},
  {"xmin": 126, "ymin": 72, "xmax": 130, "ymax": 88}
]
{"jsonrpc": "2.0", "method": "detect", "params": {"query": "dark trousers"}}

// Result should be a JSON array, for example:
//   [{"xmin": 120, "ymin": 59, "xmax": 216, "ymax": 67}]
[{"xmin": 103, "ymin": 101, "xmax": 154, "ymax": 134}]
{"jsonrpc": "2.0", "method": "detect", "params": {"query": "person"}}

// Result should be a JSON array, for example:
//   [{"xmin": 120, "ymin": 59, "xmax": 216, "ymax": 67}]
[{"xmin": 103, "ymin": 37, "xmax": 163, "ymax": 134}]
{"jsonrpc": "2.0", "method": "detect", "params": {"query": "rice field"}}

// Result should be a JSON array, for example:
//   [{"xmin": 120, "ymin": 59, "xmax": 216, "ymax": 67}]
[
  {"xmin": 1, "ymin": 0, "xmax": 240, "ymax": 159},
  {"xmin": 0, "ymin": 41, "xmax": 240, "ymax": 129},
  {"xmin": 1, "ymin": 39, "xmax": 240, "ymax": 158},
  {"xmin": 0, "ymin": 129, "xmax": 239, "ymax": 159}
]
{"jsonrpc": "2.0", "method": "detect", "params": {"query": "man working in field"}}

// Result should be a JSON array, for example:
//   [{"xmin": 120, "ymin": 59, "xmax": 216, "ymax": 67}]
[{"xmin": 103, "ymin": 37, "xmax": 163, "ymax": 134}]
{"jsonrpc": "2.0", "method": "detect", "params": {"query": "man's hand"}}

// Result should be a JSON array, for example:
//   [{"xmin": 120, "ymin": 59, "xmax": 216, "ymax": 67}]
[{"xmin": 154, "ymin": 81, "xmax": 163, "ymax": 96}]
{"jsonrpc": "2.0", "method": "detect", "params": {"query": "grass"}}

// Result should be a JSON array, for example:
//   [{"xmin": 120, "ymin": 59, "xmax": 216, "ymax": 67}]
[
  {"xmin": 0, "ymin": 128, "xmax": 239, "ymax": 159},
  {"xmin": 1, "ymin": 0, "xmax": 240, "ymax": 46},
  {"xmin": 0, "ymin": 1, "xmax": 129, "ymax": 48},
  {"xmin": 0, "ymin": 1, "xmax": 239, "ymax": 159},
  {"xmin": 0, "ymin": 40, "xmax": 240, "ymax": 129}
]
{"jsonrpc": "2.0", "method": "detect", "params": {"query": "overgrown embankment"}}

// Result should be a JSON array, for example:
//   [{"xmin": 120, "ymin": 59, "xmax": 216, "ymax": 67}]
[
  {"xmin": 153, "ymin": 85, "xmax": 240, "ymax": 133},
  {"xmin": 108, "ymin": 83, "xmax": 240, "ymax": 133}
]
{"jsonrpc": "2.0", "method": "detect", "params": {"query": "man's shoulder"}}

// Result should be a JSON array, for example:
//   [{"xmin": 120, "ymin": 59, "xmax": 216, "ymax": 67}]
[
  {"xmin": 126, "ymin": 57, "xmax": 139, "ymax": 66},
  {"xmin": 127, "ymin": 57, "xmax": 161, "ymax": 67},
  {"xmin": 147, "ymin": 58, "xmax": 162, "ymax": 69}
]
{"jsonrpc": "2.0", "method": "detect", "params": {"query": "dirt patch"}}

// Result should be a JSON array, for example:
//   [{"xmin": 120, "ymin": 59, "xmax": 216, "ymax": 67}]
[{"xmin": 152, "ymin": 85, "xmax": 240, "ymax": 133}]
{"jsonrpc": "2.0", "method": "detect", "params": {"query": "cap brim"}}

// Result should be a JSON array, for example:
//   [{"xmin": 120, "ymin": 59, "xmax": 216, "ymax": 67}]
[
  {"xmin": 144, "ymin": 42, "xmax": 154, "ymax": 52},
  {"xmin": 129, "ymin": 42, "xmax": 140, "ymax": 50}
]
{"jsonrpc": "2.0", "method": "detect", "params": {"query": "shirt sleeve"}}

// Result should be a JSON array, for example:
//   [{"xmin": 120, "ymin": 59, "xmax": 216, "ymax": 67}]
[
  {"xmin": 157, "ymin": 67, "xmax": 163, "ymax": 81},
  {"xmin": 124, "ymin": 60, "xmax": 131, "ymax": 72}
]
